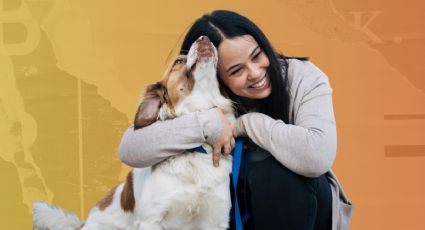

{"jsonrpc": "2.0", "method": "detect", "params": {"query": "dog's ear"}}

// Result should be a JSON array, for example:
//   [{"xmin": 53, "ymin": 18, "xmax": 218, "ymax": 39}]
[{"xmin": 134, "ymin": 83, "xmax": 166, "ymax": 130}]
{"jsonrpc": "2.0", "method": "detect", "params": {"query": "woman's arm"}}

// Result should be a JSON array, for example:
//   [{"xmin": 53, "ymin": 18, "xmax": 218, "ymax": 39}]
[
  {"xmin": 235, "ymin": 61, "xmax": 337, "ymax": 177},
  {"xmin": 119, "ymin": 109, "xmax": 222, "ymax": 168}
]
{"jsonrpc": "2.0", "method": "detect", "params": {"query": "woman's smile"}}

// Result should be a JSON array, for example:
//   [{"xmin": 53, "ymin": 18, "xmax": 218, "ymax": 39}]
[{"xmin": 249, "ymin": 73, "xmax": 270, "ymax": 90}]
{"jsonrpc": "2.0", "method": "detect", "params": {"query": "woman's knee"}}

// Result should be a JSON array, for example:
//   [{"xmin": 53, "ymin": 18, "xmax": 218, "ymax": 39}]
[
  {"xmin": 246, "ymin": 157, "xmax": 318, "ymax": 229},
  {"xmin": 247, "ymin": 156, "xmax": 317, "ymax": 195},
  {"xmin": 246, "ymin": 156, "xmax": 332, "ymax": 229}
]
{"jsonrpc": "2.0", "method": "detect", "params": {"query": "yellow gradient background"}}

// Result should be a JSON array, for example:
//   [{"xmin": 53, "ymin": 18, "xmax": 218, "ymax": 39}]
[{"xmin": 1, "ymin": 0, "xmax": 424, "ymax": 229}]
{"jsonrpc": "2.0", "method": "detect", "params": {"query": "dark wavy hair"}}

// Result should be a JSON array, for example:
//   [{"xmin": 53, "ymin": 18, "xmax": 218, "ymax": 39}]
[{"xmin": 180, "ymin": 10, "xmax": 307, "ymax": 124}]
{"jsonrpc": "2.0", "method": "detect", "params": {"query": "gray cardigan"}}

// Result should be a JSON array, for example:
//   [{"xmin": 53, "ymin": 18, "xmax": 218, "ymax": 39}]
[{"xmin": 118, "ymin": 59, "xmax": 352, "ymax": 229}]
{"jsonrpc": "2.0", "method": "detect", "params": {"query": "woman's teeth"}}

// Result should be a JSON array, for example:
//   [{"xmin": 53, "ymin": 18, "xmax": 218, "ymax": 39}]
[{"xmin": 251, "ymin": 77, "xmax": 267, "ymax": 88}]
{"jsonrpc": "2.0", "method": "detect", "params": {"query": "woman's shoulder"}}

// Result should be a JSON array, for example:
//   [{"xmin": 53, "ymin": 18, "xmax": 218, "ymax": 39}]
[{"xmin": 284, "ymin": 58, "xmax": 332, "ymax": 94}]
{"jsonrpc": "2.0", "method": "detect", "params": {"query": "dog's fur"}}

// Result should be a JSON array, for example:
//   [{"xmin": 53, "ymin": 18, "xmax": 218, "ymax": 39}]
[{"xmin": 33, "ymin": 36, "xmax": 235, "ymax": 230}]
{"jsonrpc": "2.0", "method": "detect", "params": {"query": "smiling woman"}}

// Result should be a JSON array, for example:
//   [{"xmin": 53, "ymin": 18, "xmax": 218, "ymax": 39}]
[
  {"xmin": 217, "ymin": 35, "xmax": 272, "ymax": 99},
  {"xmin": 119, "ymin": 10, "xmax": 352, "ymax": 230}
]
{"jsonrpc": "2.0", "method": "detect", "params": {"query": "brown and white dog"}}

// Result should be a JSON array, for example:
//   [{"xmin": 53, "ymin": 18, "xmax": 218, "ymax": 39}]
[{"xmin": 33, "ymin": 36, "xmax": 235, "ymax": 230}]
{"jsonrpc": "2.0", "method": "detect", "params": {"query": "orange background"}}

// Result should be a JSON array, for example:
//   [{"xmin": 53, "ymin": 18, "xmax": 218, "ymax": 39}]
[{"xmin": 1, "ymin": 0, "xmax": 425, "ymax": 229}]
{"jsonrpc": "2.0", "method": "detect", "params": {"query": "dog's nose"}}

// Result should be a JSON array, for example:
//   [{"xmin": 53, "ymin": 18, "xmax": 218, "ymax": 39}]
[{"xmin": 198, "ymin": 36, "xmax": 210, "ymax": 42}]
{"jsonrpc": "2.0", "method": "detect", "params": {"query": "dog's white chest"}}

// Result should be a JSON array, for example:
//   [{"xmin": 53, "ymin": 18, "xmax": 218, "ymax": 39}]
[{"xmin": 135, "ymin": 153, "xmax": 232, "ymax": 230}]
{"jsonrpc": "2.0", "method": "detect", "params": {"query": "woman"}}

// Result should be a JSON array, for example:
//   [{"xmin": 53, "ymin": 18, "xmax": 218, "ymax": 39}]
[{"xmin": 119, "ymin": 10, "xmax": 352, "ymax": 230}]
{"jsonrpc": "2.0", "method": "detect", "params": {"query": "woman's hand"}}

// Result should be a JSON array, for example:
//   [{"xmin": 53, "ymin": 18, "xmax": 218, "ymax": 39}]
[
  {"xmin": 234, "ymin": 115, "xmax": 248, "ymax": 137},
  {"xmin": 211, "ymin": 108, "xmax": 236, "ymax": 167}
]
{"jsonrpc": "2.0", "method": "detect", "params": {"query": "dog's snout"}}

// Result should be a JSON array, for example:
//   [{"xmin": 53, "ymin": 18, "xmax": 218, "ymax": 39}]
[
  {"xmin": 195, "ymin": 36, "xmax": 215, "ymax": 61},
  {"xmin": 197, "ymin": 36, "xmax": 212, "ymax": 47},
  {"xmin": 186, "ymin": 35, "xmax": 216, "ymax": 67},
  {"xmin": 198, "ymin": 36, "xmax": 210, "ymax": 42}
]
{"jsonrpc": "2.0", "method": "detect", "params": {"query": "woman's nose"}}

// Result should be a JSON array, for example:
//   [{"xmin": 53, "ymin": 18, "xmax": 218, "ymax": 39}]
[{"xmin": 246, "ymin": 63, "xmax": 262, "ymax": 81}]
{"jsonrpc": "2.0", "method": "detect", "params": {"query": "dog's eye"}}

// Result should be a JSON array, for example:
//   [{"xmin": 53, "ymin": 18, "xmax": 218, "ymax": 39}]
[{"xmin": 173, "ymin": 58, "xmax": 185, "ymax": 66}]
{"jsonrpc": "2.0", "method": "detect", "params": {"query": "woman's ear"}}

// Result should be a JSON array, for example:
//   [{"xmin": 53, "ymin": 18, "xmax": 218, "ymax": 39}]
[{"xmin": 133, "ymin": 83, "xmax": 165, "ymax": 130}]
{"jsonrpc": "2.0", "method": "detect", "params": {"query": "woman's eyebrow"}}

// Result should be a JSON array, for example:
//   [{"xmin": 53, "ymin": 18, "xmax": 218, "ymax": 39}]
[{"xmin": 225, "ymin": 46, "xmax": 260, "ymax": 73}]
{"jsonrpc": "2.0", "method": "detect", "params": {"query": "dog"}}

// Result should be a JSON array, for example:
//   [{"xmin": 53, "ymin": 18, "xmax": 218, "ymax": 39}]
[{"xmin": 33, "ymin": 36, "xmax": 235, "ymax": 230}]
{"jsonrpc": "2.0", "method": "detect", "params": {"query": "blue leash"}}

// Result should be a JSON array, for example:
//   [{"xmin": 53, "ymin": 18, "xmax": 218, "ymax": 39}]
[
  {"xmin": 189, "ymin": 146, "xmax": 207, "ymax": 153},
  {"xmin": 190, "ymin": 138, "xmax": 247, "ymax": 230},
  {"xmin": 233, "ymin": 138, "xmax": 245, "ymax": 230}
]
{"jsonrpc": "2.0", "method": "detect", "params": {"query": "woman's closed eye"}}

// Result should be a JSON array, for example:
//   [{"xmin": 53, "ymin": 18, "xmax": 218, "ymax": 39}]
[
  {"xmin": 230, "ymin": 68, "xmax": 242, "ymax": 76},
  {"xmin": 229, "ymin": 52, "xmax": 262, "ymax": 76},
  {"xmin": 252, "ymin": 51, "xmax": 261, "ymax": 60},
  {"xmin": 227, "ymin": 48, "xmax": 264, "ymax": 77}
]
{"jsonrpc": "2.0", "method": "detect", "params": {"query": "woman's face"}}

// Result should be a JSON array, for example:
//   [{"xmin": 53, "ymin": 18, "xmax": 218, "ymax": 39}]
[{"xmin": 217, "ymin": 35, "xmax": 271, "ymax": 99}]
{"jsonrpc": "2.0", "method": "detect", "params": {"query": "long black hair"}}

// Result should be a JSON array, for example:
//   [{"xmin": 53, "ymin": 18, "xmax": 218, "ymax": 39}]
[{"xmin": 180, "ymin": 10, "xmax": 307, "ymax": 124}]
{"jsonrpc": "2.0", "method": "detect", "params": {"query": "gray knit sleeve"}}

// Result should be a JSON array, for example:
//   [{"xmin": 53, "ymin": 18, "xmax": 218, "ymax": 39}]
[{"xmin": 118, "ymin": 109, "xmax": 222, "ymax": 168}]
